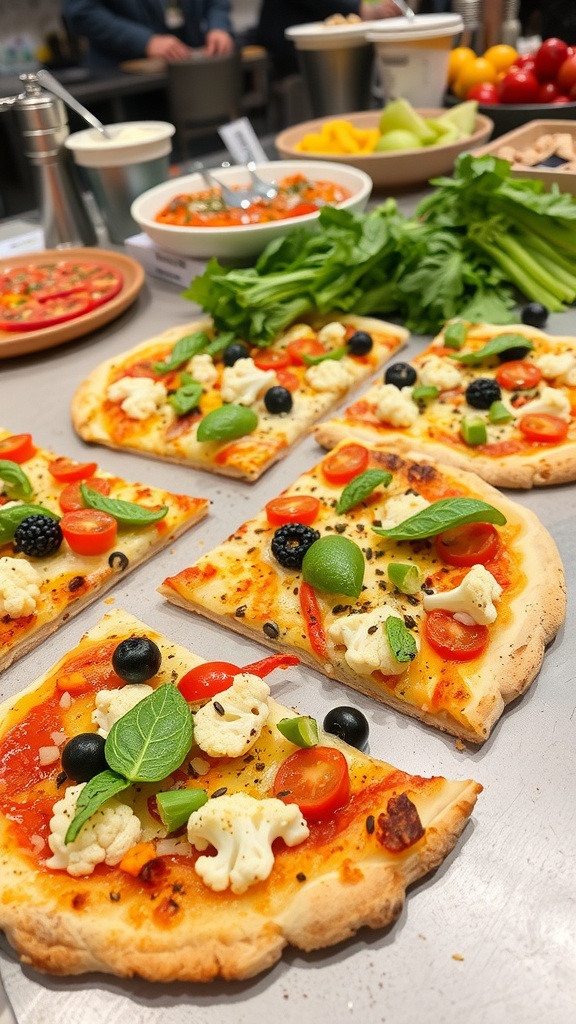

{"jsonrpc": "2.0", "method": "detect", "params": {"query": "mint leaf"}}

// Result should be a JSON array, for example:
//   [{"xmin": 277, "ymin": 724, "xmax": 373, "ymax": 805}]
[
  {"xmin": 168, "ymin": 374, "xmax": 203, "ymax": 417},
  {"xmin": 336, "ymin": 469, "xmax": 392, "ymax": 515},
  {"xmin": 385, "ymin": 616, "xmax": 417, "ymax": 663},
  {"xmin": 152, "ymin": 330, "xmax": 210, "ymax": 373},
  {"xmin": 65, "ymin": 769, "xmax": 130, "ymax": 845},
  {"xmin": 105, "ymin": 684, "xmax": 193, "ymax": 782},
  {"xmin": 80, "ymin": 484, "xmax": 168, "ymax": 526},
  {"xmin": 372, "ymin": 498, "xmax": 506, "ymax": 540},
  {"xmin": 452, "ymin": 334, "xmax": 535, "ymax": 365},
  {"xmin": 0, "ymin": 460, "xmax": 32, "ymax": 500}
]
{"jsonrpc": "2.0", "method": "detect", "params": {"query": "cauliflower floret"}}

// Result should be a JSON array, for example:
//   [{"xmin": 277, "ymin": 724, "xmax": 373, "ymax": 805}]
[
  {"xmin": 379, "ymin": 491, "xmax": 430, "ymax": 530},
  {"xmin": 0, "ymin": 556, "xmax": 41, "ymax": 619},
  {"xmin": 282, "ymin": 323, "xmax": 316, "ymax": 343},
  {"xmin": 187, "ymin": 793, "xmax": 309, "ymax": 893},
  {"xmin": 317, "ymin": 321, "xmax": 347, "ymax": 346},
  {"xmin": 91, "ymin": 683, "xmax": 154, "ymax": 738},
  {"xmin": 423, "ymin": 564, "xmax": 502, "ymax": 625},
  {"xmin": 106, "ymin": 376, "xmax": 167, "ymax": 420},
  {"xmin": 535, "ymin": 352, "xmax": 575, "ymax": 381},
  {"xmin": 186, "ymin": 353, "xmax": 218, "ymax": 389},
  {"xmin": 304, "ymin": 359, "xmax": 354, "ymax": 393},
  {"xmin": 418, "ymin": 355, "xmax": 463, "ymax": 392},
  {"xmin": 329, "ymin": 605, "xmax": 419, "ymax": 677},
  {"xmin": 220, "ymin": 358, "xmax": 275, "ymax": 405},
  {"xmin": 193, "ymin": 672, "xmax": 270, "ymax": 757},
  {"xmin": 513, "ymin": 385, "xmax": 571, "ymax": 422},
  {"xmin": 375, "ymin": 384, "xmax": 419, "ymax": 427},
  {"xmin": 45, "ymin": 783, "xmax": 142, "ymax": 877}
]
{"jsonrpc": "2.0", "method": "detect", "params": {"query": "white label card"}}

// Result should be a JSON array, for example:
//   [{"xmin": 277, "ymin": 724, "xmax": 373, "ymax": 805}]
[{"xmin": 218, "ymin": 118, "xmax": 268, "ymax": 165}]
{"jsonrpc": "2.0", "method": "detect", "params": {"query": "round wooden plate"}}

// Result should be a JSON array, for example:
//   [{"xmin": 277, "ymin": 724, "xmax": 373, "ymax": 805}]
[{"xmin": 0, "ymin": 248, "xmax": 145, "ymax": 360}]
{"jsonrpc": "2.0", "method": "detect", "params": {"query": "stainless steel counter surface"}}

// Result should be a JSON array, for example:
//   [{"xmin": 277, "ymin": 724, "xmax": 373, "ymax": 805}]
[{"xmin": 0, "ymin": 234, "xmax": 575, "ymax": 1024}]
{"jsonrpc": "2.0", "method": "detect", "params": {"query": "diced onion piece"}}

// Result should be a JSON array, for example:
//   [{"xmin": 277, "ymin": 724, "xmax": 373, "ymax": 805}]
[
  {"xmin": 156, "ymin": 837, "xmax": 193, "ymax": 857},
  {"xmin": 38, "ymin": 745, "xmax": 60, "ymax": 766},
  {"xmin": 50, "ymin": 731, "xmax": 67, "ymax": 746},
  {"xmin": 30, "ymin": 834, "xmax": 46, "ymax": 854},
  {"xmin": 59, "ymin": 691, "xmax": 72, "ymax": 709},
  {"xmin": 454, "ymin": 612, "xmax": 476, "ymax": 626}
]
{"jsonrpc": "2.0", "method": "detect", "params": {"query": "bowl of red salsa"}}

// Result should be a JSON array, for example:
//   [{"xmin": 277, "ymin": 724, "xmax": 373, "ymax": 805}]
[{"xmin": 130, "ymin": 160, "xmax": 372, "ymax": 258}]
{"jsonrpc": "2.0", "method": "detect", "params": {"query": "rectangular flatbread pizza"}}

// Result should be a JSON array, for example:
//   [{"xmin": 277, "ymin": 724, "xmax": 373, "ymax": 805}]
[
  {"xmin": 160, "ymin": 439, "xmax": 566, "ymax": 743},
  {"xmin": 314, "ymin": 321, "xmax": 576, "ymax": 488},
  {"xmin": 71, "ymin": 314, "xmax": 407, "ymax": 481},
  {"xmin": 0, "ymin": 608, "xmax": 481, "ymax": 981},
  {"xmin": 0, "ymin": 428, "xmax": 208, "ymax": 671}
]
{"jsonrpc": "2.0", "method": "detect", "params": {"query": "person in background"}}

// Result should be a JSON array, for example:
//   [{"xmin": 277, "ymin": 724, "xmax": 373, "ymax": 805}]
[
  {"xmin": 61, "ymin": 0, "xmax": 234, "ymax": 70},
  {"xmin": 255, "ymin": 0, "xmax": 402, "ymax": 79}
]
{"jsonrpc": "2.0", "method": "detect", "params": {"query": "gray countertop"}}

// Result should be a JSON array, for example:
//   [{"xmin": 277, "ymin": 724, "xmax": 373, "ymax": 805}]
[{"xmin": 0, "ymin": 213, "xmax": 575, "ymax": 1024}]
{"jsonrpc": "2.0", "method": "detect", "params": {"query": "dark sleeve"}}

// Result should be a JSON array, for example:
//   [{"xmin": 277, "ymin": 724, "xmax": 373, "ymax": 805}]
[
  {"xmin": 204, "ymin": 0, "xmax": 234, "ymax": 34},
  {"xmin": 279, "ymin": 0, "xmax": 361, "ymax": 15},
  {"xmin": 61, "ymin": 0, "xmax": 155, "ymax": 61}
]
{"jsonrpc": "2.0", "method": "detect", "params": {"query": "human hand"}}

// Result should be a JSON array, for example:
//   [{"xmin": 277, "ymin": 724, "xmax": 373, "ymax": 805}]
[
  {"xmin": 146, "ymin": 34, "xmax": 193, "ymax": 61},
  {"xmin": 359, "ymin": 1, "xmax": 402, "ymax": 19},
  {"xmin": 203, "ymin": 30, "xmax": 234, "ymax": 56}
]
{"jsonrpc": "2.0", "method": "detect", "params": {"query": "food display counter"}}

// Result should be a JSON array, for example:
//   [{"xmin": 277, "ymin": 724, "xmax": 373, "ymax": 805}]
[{"xmin": 0, "ymin": 202, "xmax": 574, "ymax": 1024}]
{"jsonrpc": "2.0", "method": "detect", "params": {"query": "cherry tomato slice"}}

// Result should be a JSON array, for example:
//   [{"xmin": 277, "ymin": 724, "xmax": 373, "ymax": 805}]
[
  {"xmin": 435, "ymin": 522, "xmax": 500, "ymax": 567},
  {"xmin": 58, "ymin": 476, "xmax": 112, "ymax": 513},
  {"xmin": 0, "ymin": 292, "xmax": 94, "ymax": 332},
  {"xmin": 518, "ymin": 413, "xmax": 569, "ymax": 444},
  {"xmin": 177, "ymin": 661, "xmax": 240, "ymax": 701},
  {"xmin": 0, "ymin": 433, "xmax": 36, "ymax": 462},
  {"xmin": 496, "ymin": 361, "xmax": 542, "ymax": 391},
  {"xmin": 252, "ymin": 349, "xmax": 291, "ymax": 371},
  {"xmin": 60, "ymin": 508, "xmax": 118, "ymax": 556},
  {"xmin": 48, "ymin": 457, "xmax": 98, "ymax": 483},
  {"xmin": 273, "ymin": 746, "xmax": 350, "ymax": 821},
  {"xmin": 321, "ymin": 443, "xmax": 370, "ymax": 485},
  {"xmin": 265, "ymin": 494, "xmax": 321, "ymax": 526},
  {"xmin": 285, "ymin": 202, "xmax": 319, "ymax": 219},
  {"xmin": 274, "ymin": 369, "xmax": 300, "ymax": 393},
  {"xmin": 424, "ymin": 610, "xmax": 488, "ymax": 662},
  {"xmin": 286, "ymin": 337, "xmax": 326, "ymax": 365}
]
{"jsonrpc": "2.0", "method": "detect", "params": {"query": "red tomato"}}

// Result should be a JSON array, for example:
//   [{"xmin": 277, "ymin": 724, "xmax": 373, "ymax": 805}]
[
  {"xmin": 286, "ymin": 337, "xmax": 326, "ymax": 365},
  {"xmin": 518, "ymin": 413, "xmax": 569, "ymax": 443},
  {"xmin": 58, "ymin": 476, "xmax": 111, "ymax": 513},
  {"xmin": 496, "ymin": 360, "xmax": 542, "ymax": 390},
  {"xmin": 435, "ymin": 522, "xmax": 500, "ymax": 567},
  {"xmin": 177, "ymin": 661, "xmax": 240, "ymax": 701},
  {"xmin": 321, "ymin": 443, "xmax": 369, "ymax": 484},
  {"xmin": 252, "ymin": 349, "xmax": 291, "ymax": 371},
  {"xmin": 467, "ymin": 82, "xmax": 500, "ymax": 104},
  {"xmin": 273, "ymin": 746, "xmax": 351, "ymax": 821},
  {"xmin": 513, "ymin": 52, "xmax": 537, "ymax": 69},
  {"xmin": 553, "ymin": 94, "xmax": 573, "ymax": 103},
  {"xmin": 284, "ymin": 202, "xmax": 319, "ymax": 219},
  {"xmin": 265, "ymin": 494, "xmax": 321, "ymax": 526},
  {"xmin": 274, "ymin": 368, "xmax": 300, "ymax": 392},
  {"xmin": 557, "ymin": 55, "xmax": 576, "ymax": 94},
  {"xmin": 60, "ymin": 508, "xmax": 118, "ymax": 555},
  {"xmin": 0, "ymin": 292, "xmax": 93, "ymax": 332},
  {"xmin": 499, "ymin": 69, "xmax": 540, "ymax": 104},
  {"xmin": 48, "ymin": 457, "xmax": 98, "ymax": 483},
  {"xmin": 424, "ymin": 610, "xmax": 488, "ymax": 662},
  {"xmin": 534, "ymin": 38, "xmax": 569, "ymax": 82},
  {"xmin": 537, "ymin": 81, "xmax": 560, "ymax": 102},
  {"xmin": 0, "ymin": 433, "xmax": 36, "ymax": 462}
]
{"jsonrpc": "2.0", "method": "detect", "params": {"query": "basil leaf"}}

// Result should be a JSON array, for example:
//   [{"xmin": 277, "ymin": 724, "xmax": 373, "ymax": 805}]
[
  {"xmin": 169, "ymin": 374, "xmax": 203, "ymax": 417},
  {"xmin": 65, "ymin": 769, "xmax": 131, "ymax": 845},
  {"xmin": 372, "ymin": 497, "xmax": 506, "ymax": 540},
  {"xmin": 105, "ymin": 684, "xmax": 193, "ymax": 782},
  {"xmin": 385, "ymin": 616, "xmax": 417, "ymax": 663},
  {"xmin": 196, "ymin": 404, "xmax": 258, "ymax": 442},
  {"xmin": 0, "ymin": 460, "xmax": 32, "ymax": 500},
  {"xmin": 0, "ymin": 503, "xmax": 60, "ymax": 544},
  {"xmin": 452, "ymin": 334, "xmax": 535, "ymax": 365},
  {"xmin": 206, "ymin": 331, "xmax": 237, "ymax": 357},
  {"xmin": 302, "ymin": 345, "xmax": 347, "ymax": 365},
  {"xmin": 443, "ymin": 320, "xmax": 468, "ymax": 350},
  {"xmin": 80, "ymin": 484, "xmax": 168, "ymax": 526},
  {"xmin": 152, "ymin": 330, "xmax": 210, "ymax": 373},
  {"xmin": 335, "ymin": 469, "xmax": 392, "ymax": 515}
]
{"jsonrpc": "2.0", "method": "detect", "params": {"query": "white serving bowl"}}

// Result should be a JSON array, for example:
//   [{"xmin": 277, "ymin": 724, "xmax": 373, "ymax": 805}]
[{"xmin": 130, "ymin": 160, "xmax": 372, "ymax": 259}]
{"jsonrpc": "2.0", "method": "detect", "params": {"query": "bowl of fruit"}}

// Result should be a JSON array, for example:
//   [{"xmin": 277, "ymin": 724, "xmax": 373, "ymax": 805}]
[
  {"xmin": 447, "ymin": 38, "xmax": 576, "ymax": 137},
  {"xmin": 275, "ymin": 99, "xmax": 493, "ymax": 189}
]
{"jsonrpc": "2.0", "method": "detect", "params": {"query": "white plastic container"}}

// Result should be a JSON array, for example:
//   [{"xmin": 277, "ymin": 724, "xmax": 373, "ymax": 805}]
[{"xmin": 367, "ymin": 14, "xmax": 464, "ymax": 107}]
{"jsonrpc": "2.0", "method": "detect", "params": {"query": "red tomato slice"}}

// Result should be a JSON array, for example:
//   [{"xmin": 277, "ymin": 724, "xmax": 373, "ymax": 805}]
[
  {"xmin": 274, "ymin": 369, "xmax": 300, "ymax": 392},
  {"xmin": 48, "ymin": 457, "xmax": 98, "ymax": 483},
  {"xmin": 60, "ymin": 508, "xmax": 118, "ymax": 555},
  {"xmin": 58, "ymin": 476, "xmax": 112, "ymax": 513},
  {"xmin": 178, "ymin": 661, "xmax": 240, "ymax": 701},
  {"xmin": 518, "ymin": 413, "xmax": 569, "ymax": 444},
  {"xmin": 0, "ymin": 433, "xmax": 36, "ymax": 462},
  {"xmin": 496, "ymin": 361, "xmax": 542, "ymax": 391},
  {"xmin": 424, "ymin": 610, "xmax": 488, "ymax": 662},
  {"xmin": 284, "ymin": 202, "xmax": 319, "ymax": 219},
  {"xmin": 0, "ymin": 292, "xmax": 94, "ymax": 332},
  {"xmin": 273, "ymin": 746, "xmax": 351, "ymax": 822},
  {"xmin": 435, "ymin": 522, "xmax": 500, "ymax": 567},
  {"xmin": 265, "ymin": 494, "xmax": 321, "ymax": 526},
  {"xmin": 252, "ymin": 349, "xmax": 291, "ymax": 371},
  {"xmin": 286, "ymin": 337, "xmax": 326, "ymax": 365},
  {"xmin": 321, "ymin": 443, "xmax": 369, "ymax": 485}
]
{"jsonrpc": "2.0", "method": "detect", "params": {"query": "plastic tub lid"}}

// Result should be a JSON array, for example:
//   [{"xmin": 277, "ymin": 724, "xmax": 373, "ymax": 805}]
[
  {"xmin": 286, "ymin": 19, "xmax": 382, "ymax": 48},
  {"xmin": 65, "ymin": 121, "xmax": 175, "ymax": 167},
  {"xmin": 367, "ymin": 13, "xmax": 463, "ymax": 41}
]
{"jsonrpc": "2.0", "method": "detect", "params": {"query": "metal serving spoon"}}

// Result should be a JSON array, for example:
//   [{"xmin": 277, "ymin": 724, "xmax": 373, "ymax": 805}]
[
  {"xmin": 393, "ymin": 0, "xmax": 416, "ymax": 20},
  {"xmin": 198, "ymin": 164, "xmax": 278, "ymax": 209},
  {"xmin": 36, "ymin": 68, "xmax": 113, "ymax": 138}
]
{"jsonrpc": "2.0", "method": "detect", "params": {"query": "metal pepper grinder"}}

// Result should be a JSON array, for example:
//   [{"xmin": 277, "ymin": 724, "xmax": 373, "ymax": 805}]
[{"xmin": 1, "ymin": 73, "xmax": 97, "ymax": 248}]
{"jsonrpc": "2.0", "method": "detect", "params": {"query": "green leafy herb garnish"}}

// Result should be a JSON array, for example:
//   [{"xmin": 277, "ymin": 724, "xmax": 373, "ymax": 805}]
[
  {"xmin": 385, "ymin": 616, "xmax": 417, "ymax": 663},
  {"xmin": 65, "ymin": 770, "xmax": 131, "ymax": 845},
  {"xmin": 80, "ymin": 484, "xmax": 168, "ymax": 526},
  {"xmin": 168, "ymin": 373, "xmax": 203, "ymax": 417},
  {"xmin": 335, "ymin": 469, "xmax": 392, "ymax": 515},
  {"xmin": 152, "ymin": 330, "xmax": 211, "ymax": 373},
  {"xmin": 196, "ymin": 404, "xmax": 258, "ymax": 442},
  {"xmin": 0, "ymin": 460, "xmax": 32, "ymax": 500},
  {"xmin": 452, "ymin": 333, "xmax": 535, "ymax": 365},
  {"xmin": 372, "ymin": 497, "xmax": 506, "ymax": 540},
  {"xmin": 0, "ymin": 503, "xmax": 60, "ymax": 544}
]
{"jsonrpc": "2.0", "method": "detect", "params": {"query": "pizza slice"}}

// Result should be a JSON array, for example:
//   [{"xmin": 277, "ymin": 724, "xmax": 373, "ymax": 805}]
[
  {"xmin": 160, "ymin": 439, "xmax": 565, "ymax": 743},
  {"xmin": 0, "ymin": 608, "xmax": 480, "ymax": 982},
  {"xmin": 314, "ymin": 321, "xmax": 576, "ymax": 488},
  {"xmin": 0, "ymin": 428, "xmax": 208, "ymax": 671},
  {"xmin": 71, "ymin": 314, "xmax": 407, "ymax": 481}
]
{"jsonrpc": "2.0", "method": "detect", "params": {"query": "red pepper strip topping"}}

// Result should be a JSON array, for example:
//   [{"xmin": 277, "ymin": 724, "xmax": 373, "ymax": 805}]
[
  {"xmin": 299, "ymin": 581, "xmax": 328, "ymax": 659},
  {"xmin": 241, "ymin": 653, "xmax": 300, "ymax": 677}
]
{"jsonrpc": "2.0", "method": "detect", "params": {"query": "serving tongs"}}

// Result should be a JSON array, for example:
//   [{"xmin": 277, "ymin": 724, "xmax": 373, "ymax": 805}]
[{"xmin": 198, "ymin": 162, "xmax": 278, "ymax": 210}]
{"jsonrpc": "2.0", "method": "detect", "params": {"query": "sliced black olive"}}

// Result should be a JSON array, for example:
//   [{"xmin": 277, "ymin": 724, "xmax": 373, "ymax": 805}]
[
  {"xmin": 264, "ymin": 385, "xmax": 293, "ymax": 414},
  {"xmin": 323, "ymin": 706, "xmax": 369, "ymax": 751},
  {"xmin": 347, "ymin": 330, "xmax": 373, "ymax": 356},
  {"xmin": 384, "ymin": 362, "xmax": 417, "ymax": 389},
  {"xmin": 112, "ymin": 636, "xmax": 162, "ymax": 684},
  {"xmin": 222, "ymin": 342, "xmax": 250, "ymax": 366},
  {"xmin": 521, "ymin": 302, "xmax": 549, "ymax": 329},
  {"xmin": 61, "ymin": 733, "xmax": 108, "ymax": 782}
]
